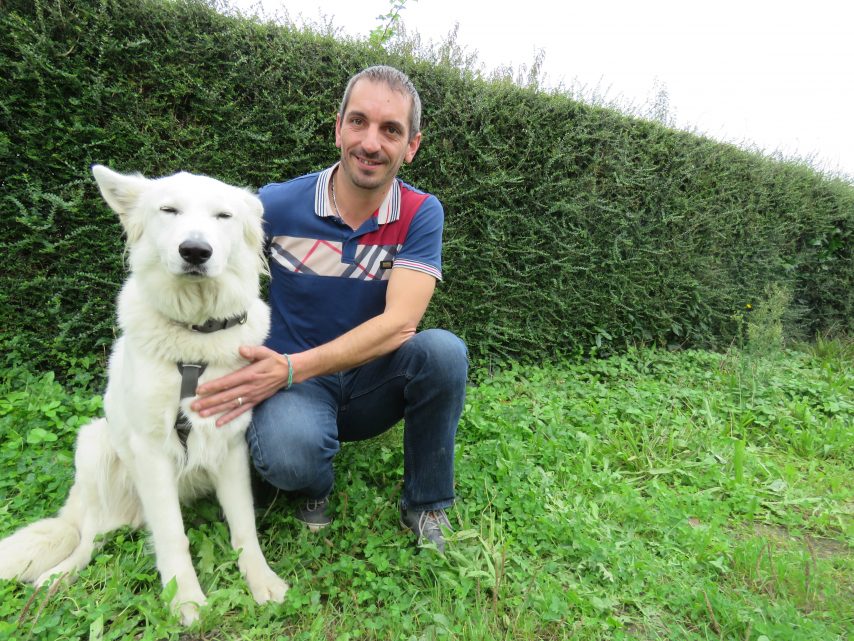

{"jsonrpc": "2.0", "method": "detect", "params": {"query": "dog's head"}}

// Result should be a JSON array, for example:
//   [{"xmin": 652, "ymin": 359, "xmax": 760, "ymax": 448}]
[{"xmin": 92, "ymin": 165, "xmax": 265, "ymax": 281}]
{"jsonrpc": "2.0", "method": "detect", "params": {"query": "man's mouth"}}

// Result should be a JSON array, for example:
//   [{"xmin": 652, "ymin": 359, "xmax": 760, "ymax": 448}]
[{"xmin": 354, "ymin": 154, "xmax": 384, "ymax": 168}]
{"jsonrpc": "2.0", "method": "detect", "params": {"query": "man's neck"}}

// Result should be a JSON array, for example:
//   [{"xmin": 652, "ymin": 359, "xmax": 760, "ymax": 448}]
[{"xmin": 331, "ymin": 167, "xmax": 391, "ymax": 230}]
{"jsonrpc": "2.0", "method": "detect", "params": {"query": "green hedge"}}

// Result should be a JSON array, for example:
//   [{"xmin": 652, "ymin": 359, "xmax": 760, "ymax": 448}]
[{"xmin": 1, "ymin": 0, "xmax": 852, "ymax": 377}]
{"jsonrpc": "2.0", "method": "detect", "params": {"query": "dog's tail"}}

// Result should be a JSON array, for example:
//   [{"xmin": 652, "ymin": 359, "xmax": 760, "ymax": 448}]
[
  {"xmin": 0, "ymin": 513, "xmax": 81, "ymax": 583},
  {"xmin": 0, "ymin": 418, "xmax": 129, "ymax": 584}
]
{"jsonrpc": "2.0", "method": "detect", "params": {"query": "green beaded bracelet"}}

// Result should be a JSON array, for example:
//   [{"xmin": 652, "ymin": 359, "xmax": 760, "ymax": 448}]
[{"xmin": 284, "ymin": 353, "xmax": 293, "ymax": 390}]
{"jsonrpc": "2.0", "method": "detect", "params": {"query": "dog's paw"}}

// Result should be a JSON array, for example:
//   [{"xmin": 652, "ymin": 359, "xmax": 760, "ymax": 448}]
[
  {"xmin": 246, "ymin": 567, "xmax": 289, "ymax": 604},
  {"xmin": 34, "ymin": 568, "xmax": 72, "ymax": 589},
  {"xmin": 177, "ymin": 601, "xmax": 202, "ymax": 626},
  {"xmin": 172, "ymin": 590, "xmax": 207, "ymax": 626}
]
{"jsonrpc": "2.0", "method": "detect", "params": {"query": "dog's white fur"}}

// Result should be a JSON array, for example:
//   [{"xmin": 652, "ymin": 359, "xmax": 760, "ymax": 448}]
[{"xmin": 0, "ymin": 166, "xmax": 287, "ymax": 624}]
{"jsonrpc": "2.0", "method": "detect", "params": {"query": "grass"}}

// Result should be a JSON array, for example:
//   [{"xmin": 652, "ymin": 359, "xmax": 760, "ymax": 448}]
[{"xmin": 0, "ymin": 342, "xmax": 851, "ymax": 640}]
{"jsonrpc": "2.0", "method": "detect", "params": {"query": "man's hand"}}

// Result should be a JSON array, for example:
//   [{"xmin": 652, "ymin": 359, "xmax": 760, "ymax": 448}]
[{"xmin": 192, "ymin": 345, "xmax": 291, "ymax": 427}]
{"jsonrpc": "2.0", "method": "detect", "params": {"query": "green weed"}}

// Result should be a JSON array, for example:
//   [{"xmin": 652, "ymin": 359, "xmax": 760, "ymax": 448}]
[{"xmin": 0, "ymin": 345, "xmax": 851, "ymax": 640}]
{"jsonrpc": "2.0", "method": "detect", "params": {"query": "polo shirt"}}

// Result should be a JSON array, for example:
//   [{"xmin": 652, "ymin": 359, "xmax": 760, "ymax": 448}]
[{"xmin": 261, "ymin": 163, "xmax": 444, "ymax": 355}]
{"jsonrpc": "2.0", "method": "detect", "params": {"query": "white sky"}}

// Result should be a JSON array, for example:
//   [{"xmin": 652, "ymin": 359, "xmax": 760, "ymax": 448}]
[{"xmin": 229, "ymin": 0, "xmax": 854, "ymax": 181}]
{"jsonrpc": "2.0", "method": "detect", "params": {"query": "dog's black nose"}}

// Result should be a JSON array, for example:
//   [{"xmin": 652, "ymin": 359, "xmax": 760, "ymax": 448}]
[{"xmin": 179, "ymin": 240, "xmax": 213, "ymax": 265}]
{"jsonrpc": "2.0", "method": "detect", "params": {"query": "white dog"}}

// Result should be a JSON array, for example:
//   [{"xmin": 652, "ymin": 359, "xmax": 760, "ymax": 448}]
[{"xmin": 0, "ymin": 165, "xmax": 288, "ymax": 624}]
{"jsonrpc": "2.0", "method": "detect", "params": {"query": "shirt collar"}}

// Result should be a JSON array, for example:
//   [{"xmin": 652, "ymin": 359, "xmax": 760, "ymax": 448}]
[{"xmin": 314, "ymin": 163, "xmax": 401, "ymax": 225}]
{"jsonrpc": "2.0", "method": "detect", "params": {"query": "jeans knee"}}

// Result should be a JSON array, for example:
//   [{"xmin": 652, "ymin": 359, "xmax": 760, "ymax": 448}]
[{"xmin": 406, "ymin": 329, "xmax": 468, "ymax": 389}]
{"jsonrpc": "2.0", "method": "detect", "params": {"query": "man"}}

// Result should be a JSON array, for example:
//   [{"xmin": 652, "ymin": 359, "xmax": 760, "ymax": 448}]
[{"xmin": 192, "ymin": 66, "xmax": 468, "ymax": 552}]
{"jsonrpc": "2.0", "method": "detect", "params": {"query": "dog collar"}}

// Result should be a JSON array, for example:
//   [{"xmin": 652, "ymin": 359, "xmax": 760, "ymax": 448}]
[{"xmin": 183, "ymin": 312, "xmax": 248, "ymax": 333}]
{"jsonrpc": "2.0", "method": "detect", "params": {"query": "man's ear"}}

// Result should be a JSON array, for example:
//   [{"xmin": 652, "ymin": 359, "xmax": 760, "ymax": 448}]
[
  {"xmin": 334, "ymin": 113, "xmax": 343, "ymax": 149},
  {"xmin": 91, "ymin": 164, "xmax": 149, "ymax": 242},
  {"xmin": 404, "ymin": 131, "xmax": 422, "ymax": 163}
]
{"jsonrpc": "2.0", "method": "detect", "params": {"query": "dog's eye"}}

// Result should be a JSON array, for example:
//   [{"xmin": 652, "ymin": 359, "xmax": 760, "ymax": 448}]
[
  {"xmin": 216, "ymin": 212, "xmax": 233, "ymax": 220},
  {"xmin": 159, "ymin": 206, "xmax": 179, "ymax": 214}
]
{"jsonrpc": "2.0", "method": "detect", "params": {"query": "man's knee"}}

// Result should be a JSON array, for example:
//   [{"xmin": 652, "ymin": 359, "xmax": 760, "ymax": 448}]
[{"xmin": 406, "ymin": 328, "xmax": 468, "ymax": 384}]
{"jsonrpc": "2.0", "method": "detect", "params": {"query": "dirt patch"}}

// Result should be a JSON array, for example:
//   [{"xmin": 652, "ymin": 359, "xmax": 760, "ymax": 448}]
[{"xmin": 752, "ymin": 523, "xmax": 851, "ymax": 559}]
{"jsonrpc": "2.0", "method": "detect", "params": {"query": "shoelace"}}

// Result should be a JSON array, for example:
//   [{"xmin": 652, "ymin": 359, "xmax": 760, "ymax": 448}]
[
  {"xmin": 417, "ymin": 510, "xmax": 451, "ymax": 536},
  {"xmin": 305, "ymin": 498, "xmax": 327, "ymax": 511}
]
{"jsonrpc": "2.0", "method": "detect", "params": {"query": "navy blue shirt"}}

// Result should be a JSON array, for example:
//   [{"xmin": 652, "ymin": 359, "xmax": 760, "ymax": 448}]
[{"xmin": 261, "ymin": 164, "xmax": 444, "ymax": 355}]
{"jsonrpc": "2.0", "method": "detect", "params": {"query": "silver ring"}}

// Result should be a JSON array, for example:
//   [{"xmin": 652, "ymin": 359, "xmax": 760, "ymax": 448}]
[{"xmin": 237, "ymin": 396, "xmax": 244, "ymax": 407}]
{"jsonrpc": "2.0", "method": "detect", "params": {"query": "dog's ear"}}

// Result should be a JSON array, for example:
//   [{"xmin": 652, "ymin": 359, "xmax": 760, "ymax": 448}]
[
  {"xmin": 241, "ymin": 190, "xmax": 268, "ymax": 274},
  {"xmin": 91, "ymin": 164, "xmax": 149, "ymax": 242},
  {"xmin": 240, "ymin": 190, "xmax": 263, "ymax": 220}
]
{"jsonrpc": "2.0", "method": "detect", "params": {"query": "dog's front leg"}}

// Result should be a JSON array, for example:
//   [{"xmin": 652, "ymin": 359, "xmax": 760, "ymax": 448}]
[
  {"xmin": 214, "ymin": 441, "xmax": 288, "ymax": 604},
  {"xmin": 127, "ymin": 445, "xmax": 206, "ymax": 625}
]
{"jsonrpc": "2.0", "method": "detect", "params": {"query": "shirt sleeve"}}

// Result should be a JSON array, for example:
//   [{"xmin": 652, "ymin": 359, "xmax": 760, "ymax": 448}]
[{"xmin": 393, "ymin": 194, "xmax": 444, "ymax": 281}]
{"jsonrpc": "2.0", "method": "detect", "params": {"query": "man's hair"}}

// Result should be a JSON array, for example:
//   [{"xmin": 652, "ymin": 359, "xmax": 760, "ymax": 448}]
[{"xmin": 339, "ymin": 65, "xmax": 422, "ymax": 141}]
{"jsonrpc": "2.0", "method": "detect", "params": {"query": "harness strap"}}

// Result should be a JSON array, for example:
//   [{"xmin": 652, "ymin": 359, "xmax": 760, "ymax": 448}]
[
  {"xmin": 175, "ymin": 362, "xmax": 207, "ymax": 449},
  {"xmin": 169, "ymin": 310, "xmax": 246, "ymax": 450}
]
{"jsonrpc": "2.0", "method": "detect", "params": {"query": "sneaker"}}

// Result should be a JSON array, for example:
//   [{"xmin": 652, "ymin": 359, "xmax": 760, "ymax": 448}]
[
  {"xmin": 400, "ymin": 506, "xmax": 452, "ymax": 553},
  {"xmin": 296, "ymin": 496, "xmax": 332, "ymax": 532}
]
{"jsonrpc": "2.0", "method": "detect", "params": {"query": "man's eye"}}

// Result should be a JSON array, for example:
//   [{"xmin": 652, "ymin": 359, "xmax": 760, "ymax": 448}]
[{"xmin": 160, "ymin": 206, "xmax": 179, "ymax": 214}]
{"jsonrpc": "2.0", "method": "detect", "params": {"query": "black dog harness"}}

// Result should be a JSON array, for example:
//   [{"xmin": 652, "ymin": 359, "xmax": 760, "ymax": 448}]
[{"xmin": 174, "ymin": 312, "xmax": 247, "ymax": 449}]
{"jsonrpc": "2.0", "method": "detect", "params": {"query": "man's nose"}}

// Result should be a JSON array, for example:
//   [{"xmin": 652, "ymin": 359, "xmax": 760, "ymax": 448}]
[{"xmin": 361, "ymin": 127, "xmax": 381, "ymax": 154}]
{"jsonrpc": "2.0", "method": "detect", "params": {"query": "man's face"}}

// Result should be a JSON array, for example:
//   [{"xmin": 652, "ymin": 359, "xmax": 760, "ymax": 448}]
[{"xmin": 335, "ymin": 79, "xmax": 421, "ymax": 193}]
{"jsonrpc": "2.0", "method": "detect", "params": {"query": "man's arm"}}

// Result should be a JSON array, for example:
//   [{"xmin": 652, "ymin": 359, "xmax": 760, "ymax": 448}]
[
  {"xmin": 294, "ymin": 266, "xmax": 436, "ymax": 378},
  {"xmin": 192, "ymin": 267, "xmax": 436, "ymax": 426}
]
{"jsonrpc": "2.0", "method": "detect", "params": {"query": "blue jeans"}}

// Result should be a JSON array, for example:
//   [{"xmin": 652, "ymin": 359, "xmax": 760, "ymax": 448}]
[{"xmin": 246, "ymin": 329, "xmax": 468, "ymax": 511}]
